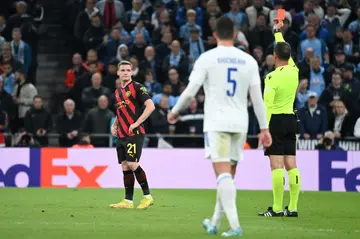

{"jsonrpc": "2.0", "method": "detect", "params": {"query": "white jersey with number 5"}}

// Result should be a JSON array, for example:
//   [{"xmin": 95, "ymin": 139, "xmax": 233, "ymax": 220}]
[{"xmin": 191, "ymin": 46, "xmax": 261, "ymax": 133}]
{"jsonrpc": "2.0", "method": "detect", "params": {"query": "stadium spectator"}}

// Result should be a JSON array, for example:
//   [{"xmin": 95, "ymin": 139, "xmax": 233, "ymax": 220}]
[
  {"xmin": 203, "ymin": 16, "xmax": 219, "ymax": 50},
  {"xmin": 245, "ymin": 0, "xmax": 270, "ymax": 30},
  {"xmin": 116, "ymin": 43, "xmax": 130, "ymax": 62},
  {"xmin": 1, "ymin": 62, "xmax": 15, "ymax": 94},
  {"xmin": 83, "ymin": 14, "xmax": 106, "ymax": 52},
  {"xmin": 14, "ymin": 129, "xmax": 40, "ymax": 147},
  {"xmin": 65, "ymin": 53, "xmax": 86, "ymax": 89},
  {"xmin": 151, "ymin": 10, "xmax": 177, "ymax": 45},
  {"xmin": 252, "ymin": 45, "xmax": 264, "ymax": 66},
  {"xmin": 70, "ymin": 61, "xmax": 99, "ymax": 111},
  {"xmin": 325, "ymin": 48, "xmax": 346, "ymax": 80},
  {"xmin": 3, "ymin": 1, "xmax": 33, "ymax": 40},
  {"xmin": 247, "ymin": 96, "xmax": 260, "ymax": 136},
  {"xmin": 342, "ymin": 64, "xmax": 360, "ymax": 117},
  {"xmin": 177, "ymin": 98, "xmax": 204, "ymax": 147},
  {"xmin": 0, "ymin": 76, "xmax": 14, "ymax": 121},
  {"xmin": 299, "ymin": 91, "xmax": 328, "ymax": 140},
  {"xmin": 315, "ymin": 131, "xmax": 343, "ymax": 150},
  {"xmin": 72, "ymin": 133, "xmax": 94, "ymax": 148},
  {"xmin": 348, "ymin": 6, "xmax": 360, "ymax": 42},
  {"xmin": 24, "ymin": 95, "xmax": 52, "ymax": 146},
  {"xmin": 140, "ymin": 46, "xmax": 159, "ymax": 81},
  {"xmin": 339, "ymin": 29, "xmax": 359, "ymax": 56},
  {"xmin": 124, "ymin": 0, "xmax": 151, "ymax": 32},
  {"xmin": 0, "ymin": 14, "xmax": 6, "ymax": 36},
  {"xmin": 148, "ymin": 95, "xmax": 170, "ymax": 146},
  {"xmin": 224, "ymin": 0, "xmax": 247, "ymax": 30},
  {"xmin": 151, "ymin": 2, "xmax": 165, "ymax": 30},
  {"xmin": 74, "ymin": 0, "xmax": 100, "ymax": 55},
  {"xmin": 129, "ymin": 56, "xmax": 145, "ymax": 83},
  {"xmin": 0, "ymin": 42, "xmax": 22, "ymax": 74},
  {"xmin": 269, "ymin": 0, "xmax": 292, "ymax": 28},
  {"xmin": 82, "ymin": 72, "xmax": 111, "ymax": 113},
  {"xmin": 354, "ymin": 117, "xmax": 360, "ymax": 138},
  {"xmin": 203, "ymin": 0, "xmax": 222, "ymax": 34},
  {"xmin": 129, "ymin": 32, "xmax": 147, "ymax": 62},
  {"xmin": 12, "ymin": 69, "xmax": 37, "ymax": 132},
  {"xmin": 56, "ymin": 99, "xmax": 83, "ymax": 147},
  {"xmin": 260, "ymin": 54, "xmax": 275, "ymax": 88},
  {"xmin": 162, "ymin": 40, "xmax": 189, "ymax": 79},
  {"xmin": 328, "ymin": 100, "xmax": 355, "ymax": 138},
  {"xmin": 152, "ymin": 82, "xmax": 177, "ymax": 108},
  {"xmin": 299, "ymin": 24, "xmax": 329, "ymax": 64},
  {"xmin": 98, "ymin": 27, "xmax": 121, "ymax": 65},
  {"xmin": 319, "ymin": 71, "xmax": 346, "ymax": 113},
  {"xmin": 296, "ymin": 78, "xmax": 309, "ymax": 110},
  {"xmin": 101, "ymin": 58, "xmax": 119, "ymax": 92},
  {"xmin": 308, "ymin": 57, "xmax": 326, "ymax": 97},
  {"xmin": 81, "ymin": 95, "xmax": 114, "ymax": 147},
  {"xmin": 179, "ymin": 9, "xmax": 202, "ymax": 42},
  {"xmin": 167, "ymin": 67, "xmax": 182, "ymax": 96},
  {"xmin": 300, "ymin": 14, "xmax": 330, "ymax": 44},
  {"xmin": 292, "ymin": 0, "xmax": 315, "ymax": 32},
  {"xmin": 0, "ymin": 108, "xmax": 7, "ymax": 146},
  {"xmin": 10, "ymin": 28, "xmax": 31, "ymax": 74},
  {"xmin": 154, "ymin": 31, "xmax": 172, "ymax": 69},
  {"xmin": 143, "ymin": 69, "xmax": 161, "ymax": 97},
  {"xmin": 176, "ymin": 0, "xmax": 203, "ymax": 28},
  {"xmin": 321, "ymin": 3, "xmax": 351, "ymax": 43},
  {"xmin": 84, "ymin": 49, "xmax": 104, "ymax": 73},
  {"xmin": 182, "ymin": 27, "xmax": 205, "ymax": 68},
  {"xmin": 96, "ymin": 0, "xmax": 125, "ymax": 30},
  {"xmin": 130, "ymin": 19, "xmax": 151, "ymax": 45}
]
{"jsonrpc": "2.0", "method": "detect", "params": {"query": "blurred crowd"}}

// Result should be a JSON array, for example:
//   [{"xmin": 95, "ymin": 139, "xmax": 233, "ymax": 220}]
[{"xmin": 1, "ymin": 0, "xmax": 360, "ymax": 148}]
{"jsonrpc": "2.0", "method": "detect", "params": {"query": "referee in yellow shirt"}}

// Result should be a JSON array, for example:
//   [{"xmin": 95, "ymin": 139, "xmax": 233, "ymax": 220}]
[{"xmin": 258, "ymin": 20, "xmax": 301, "ymax": 218}]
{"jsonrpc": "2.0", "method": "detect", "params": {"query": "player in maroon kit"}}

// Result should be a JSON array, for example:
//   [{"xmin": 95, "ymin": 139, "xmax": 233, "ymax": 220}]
[{"xmin": 110, "ymin": 60, "xmax": 155, "ymax": 209}]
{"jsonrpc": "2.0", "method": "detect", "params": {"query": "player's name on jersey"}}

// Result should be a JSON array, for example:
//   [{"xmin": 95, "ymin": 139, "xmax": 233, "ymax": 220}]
[{"xmin": 296, "ymin": 139, "xmax": 360, "ymax": 151}]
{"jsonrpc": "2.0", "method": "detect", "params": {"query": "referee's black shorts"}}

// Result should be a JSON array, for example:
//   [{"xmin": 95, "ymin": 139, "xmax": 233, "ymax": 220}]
[{"xmin": 264, "ymin": 114, "xmax": 297, "ymax": 156}]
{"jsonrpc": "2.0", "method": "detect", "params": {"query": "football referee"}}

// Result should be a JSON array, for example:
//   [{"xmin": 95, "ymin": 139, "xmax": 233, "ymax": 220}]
[{"xmin": 258, "ymin": 20, "xmax": 301, "ymax": 218}]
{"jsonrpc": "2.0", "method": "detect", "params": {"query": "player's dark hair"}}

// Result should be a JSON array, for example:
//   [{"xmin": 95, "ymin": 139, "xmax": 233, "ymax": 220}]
[
  {"xmin": 33, "ymin": 95, "xmax": 43, "ymax": 100},
  {"xmin": 306, "ymin": 24, "xmax": 316, "ymax": 30},
  {"xmin": 117, "ymin": 60, "xmax": 132, "ymax": 69},
  {"xmin": 87, "ymin": 61, "xmax": 98, "ymax": 67},
  {"xmin": 332, "ymin": 71, "xmax": 342, "ymax": 77},
  {"xmin": 215, "ymin": 16, "xmax": 235, "ymax": 40},
  {"xmin": 2, "ymin": 61, "xmax": 12, "ymax": 67},
  {"xmin": 275, "ymin": 42, "xmax": 291, "ymax": 61}
]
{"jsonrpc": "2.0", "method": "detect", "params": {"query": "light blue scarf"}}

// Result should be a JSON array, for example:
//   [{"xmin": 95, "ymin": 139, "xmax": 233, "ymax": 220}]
[
  {"xmin": 190, "ymin": 38, "xmax": 205, "ymax": 62},
  {"xmin": 11, "ymin": 40, "xmax": 25, "ymax": 64},
  {"xmin": 169, "ymin": 51, "xmax": 183, "ymax": 67}
]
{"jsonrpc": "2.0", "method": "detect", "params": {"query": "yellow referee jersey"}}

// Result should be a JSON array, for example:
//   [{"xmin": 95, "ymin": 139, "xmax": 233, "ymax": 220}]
[{"xmin": 264, "ymin": 32, "xmax": 299, "ymax": 124}]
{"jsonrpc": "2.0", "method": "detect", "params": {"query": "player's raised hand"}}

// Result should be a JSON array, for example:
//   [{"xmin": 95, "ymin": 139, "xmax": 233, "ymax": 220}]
[
  {"xmin": 258, "ymin": 129, "xmax": 272, "ymax": 148},
  {"xmin": 167, "ymin": 112, "xmax": 179, "ymax": 124},
  {"xmin": 273, "ymin": 20, "xmax": 284, "ymax": 31}
]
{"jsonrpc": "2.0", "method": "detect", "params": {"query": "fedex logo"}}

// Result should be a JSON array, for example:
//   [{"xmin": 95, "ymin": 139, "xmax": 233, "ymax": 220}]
[
  {"xmin": 319, "ymin": 151, "xmax": 360, "ymax": 192},
  {"xmin": 0, "ymin": 148, "xmax": 108, "ymax": 188}
]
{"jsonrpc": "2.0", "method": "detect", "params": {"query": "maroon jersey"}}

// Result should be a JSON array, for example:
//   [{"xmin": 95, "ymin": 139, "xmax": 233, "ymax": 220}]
[{"xmin": 114, "ymin": 81, "xmax": 151, "ymax": 138}]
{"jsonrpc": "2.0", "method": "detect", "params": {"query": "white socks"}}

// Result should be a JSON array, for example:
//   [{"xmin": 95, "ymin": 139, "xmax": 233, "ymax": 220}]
[
  {"xmin": 211, "ymin": 192, "xmax": 224, "ymax": 228},
  {"xmin": 215, "ymin": 173, "xmax": 240, "ymax": 230}
]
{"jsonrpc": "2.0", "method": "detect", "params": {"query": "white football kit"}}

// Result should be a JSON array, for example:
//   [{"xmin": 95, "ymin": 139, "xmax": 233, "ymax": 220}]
[{"xmin": 171, "ymin": 46, "xmax": 268, "ymax": 163}]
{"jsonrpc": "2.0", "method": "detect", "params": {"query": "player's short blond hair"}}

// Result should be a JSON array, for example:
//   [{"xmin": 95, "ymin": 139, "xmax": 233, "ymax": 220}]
[{"xmin": 117, "ymin": 60, "xmax": 132, "ymax": 69}]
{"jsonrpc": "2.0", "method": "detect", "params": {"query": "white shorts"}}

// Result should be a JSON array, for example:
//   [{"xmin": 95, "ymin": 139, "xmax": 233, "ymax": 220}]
[{"xmin": 204, "ymin": 131, "xmax": 247, "ymax": 165}]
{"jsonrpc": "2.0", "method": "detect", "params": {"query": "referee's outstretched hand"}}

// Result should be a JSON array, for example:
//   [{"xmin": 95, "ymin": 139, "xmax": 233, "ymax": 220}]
[{"xmin": 258, "ymin": 129, "xmax": 272, "ymax": 148}]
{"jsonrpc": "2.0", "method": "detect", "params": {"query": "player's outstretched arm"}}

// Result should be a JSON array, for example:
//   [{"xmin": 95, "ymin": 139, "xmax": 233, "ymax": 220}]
[{"xmin": 273, "ymin": 21, "xmax": 297, "ymax": 69}]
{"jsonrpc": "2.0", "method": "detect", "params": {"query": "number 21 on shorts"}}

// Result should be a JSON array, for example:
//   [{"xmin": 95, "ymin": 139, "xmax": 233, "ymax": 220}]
[
  {"xmin": 227, "ymin": 68, "xmax": 237, "ymax": 97},
  {"xmin": 127, "ymin": 143, "xmax": 136, "ymax": 159}
]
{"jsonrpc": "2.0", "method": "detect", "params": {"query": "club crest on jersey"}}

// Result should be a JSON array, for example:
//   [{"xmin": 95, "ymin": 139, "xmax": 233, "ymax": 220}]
[
  {"xmin": 140, "ymin": 87, "xmax": 148, "ymax": 95},
  {"xmin": 126, "ymin": 91, "xmax": 132, "ymax": 97}
]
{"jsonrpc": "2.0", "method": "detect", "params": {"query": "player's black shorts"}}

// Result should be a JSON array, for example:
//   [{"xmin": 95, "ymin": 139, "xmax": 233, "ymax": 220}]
[
  {"xmin": 116, "ymin": 134, "xmax": 145, "ymax": 163},
  {"xmin": 264, "ymin": 114, "xmax": 297, "ymax": 156}
]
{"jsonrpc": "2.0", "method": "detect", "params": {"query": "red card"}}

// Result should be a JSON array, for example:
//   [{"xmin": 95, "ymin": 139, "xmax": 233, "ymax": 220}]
[{"xmin": 277, "ymin": 9, "xmax": 286, "ymax": 21}]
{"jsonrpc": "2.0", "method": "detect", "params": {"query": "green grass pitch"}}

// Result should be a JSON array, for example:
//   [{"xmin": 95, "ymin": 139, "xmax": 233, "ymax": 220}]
[{"xmin": 0, "ymin": 188, "xmax": 359, "ymax": 239}]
